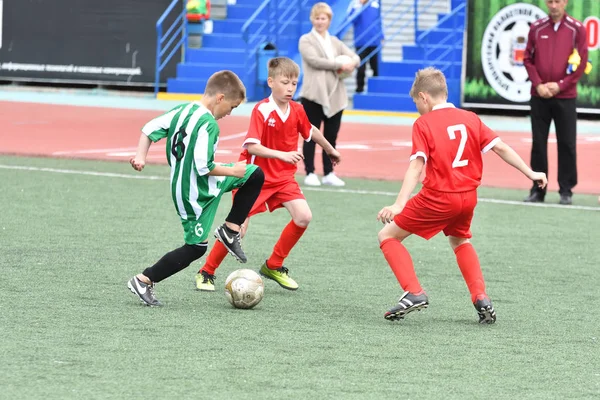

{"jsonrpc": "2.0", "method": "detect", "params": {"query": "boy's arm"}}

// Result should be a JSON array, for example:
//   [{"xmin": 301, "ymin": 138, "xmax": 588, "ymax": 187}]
[
  {"xmin": 491, "ymin": 140, "xmax": 547, "ymax": 188},
  {"xmin": 130, "ymin": 134, "xmax": 152, "ymax": 171},
  {"xmin": 309, "ymin": 125, "xmax": 342, "ymax": 165},
  {"xmin": 246, "ymin": 143, "xmax": 304, "ymax": 165},
  {"xmin": 377, "ymin": 158, "xmax": 424, "ymax": 224},
  {"xmin": 131, "ymin": 104, "xmax": 185, "ymax": 171},
  {"xmin": 208, "ymin": 162, "xmax": 247, "ymax": 178}
]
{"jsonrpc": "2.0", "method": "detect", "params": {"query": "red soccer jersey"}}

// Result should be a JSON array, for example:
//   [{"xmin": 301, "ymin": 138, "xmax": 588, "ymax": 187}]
[
  {"xmin": 410, "ymin": 104, "xmax": 499, "ymax": 192},
  {"xmin": 240, "ymin": 96, "xmax": 313, "ymax": 184}
]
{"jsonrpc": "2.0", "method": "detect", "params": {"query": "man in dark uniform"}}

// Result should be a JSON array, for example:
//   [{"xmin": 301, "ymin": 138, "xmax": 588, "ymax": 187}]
[{"xmin": 523, "ymin": 0, "xmax": 588, "ymax": 205}]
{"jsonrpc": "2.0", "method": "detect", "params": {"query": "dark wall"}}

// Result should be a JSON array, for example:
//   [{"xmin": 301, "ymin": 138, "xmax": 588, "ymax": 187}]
[{"xmin": 0, "ymin": 0, "xmax": 180, "ymax": 86}]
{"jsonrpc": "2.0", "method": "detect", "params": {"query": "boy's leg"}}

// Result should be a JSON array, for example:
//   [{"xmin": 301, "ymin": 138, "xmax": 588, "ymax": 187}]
[
  {"xmin": 199, "ymin": 241, "xmax": 228, "ymax": 276},
  {"xmin": 143, "ymin": 243, "xmax": 209, "ymax": 283},
  {"xmin": 379, "ymin": 190, "xmax": 464, "ymax": 320},
  {"xmin": 268, "ymin": 199, "xmax": 310, "ymax": 267},
  {"xmin": 450, "ymin": 236, "xmax": 496, "ymax": 324},
  {"xmin": 200, "ymin": 174, "xmax": 273, "ymax": 285},
  {"xmin": 449, "ymin": 238, "xmax": 495, "ymax": 324},
  {"xmin": 129, "ymin": 167, "xmax": 263, "ymax": 302},
  {"xmin": 260, "ymin": 197, "xmax": 310, "ymax": 290},
  {"xmin": 128, "ymin": 243, "xmax": 208, "ymax": 306},
  {"xmin": 214, "ymin": 165, "xmax": 264, "ymax": 263},
  {"xmin": 128, "ymin": 212, "xmax": 215, "ymax": 305},
  {"xmin": 445, "ymin": 191, "xmax": 495, "ymax": 323},
  {"xmin": 378, "ymin": 222, "xmax": 429, "ymax": 320},
  {"xmin": 450, "ymin": 238, "xmax": 486, "ymax": 302},
  {"xmin": 196, "ymin": 217, "xmax": 251, "ymax": 291},
  {"xmin": 378, "ymin": 223, "xmax": 423, "ymax": 294}
]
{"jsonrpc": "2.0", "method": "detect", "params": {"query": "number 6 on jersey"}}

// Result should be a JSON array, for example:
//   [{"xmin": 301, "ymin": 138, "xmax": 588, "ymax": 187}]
[{"xmin": 447, "ymin": 124, "xmax": 468, "ymax": 168}]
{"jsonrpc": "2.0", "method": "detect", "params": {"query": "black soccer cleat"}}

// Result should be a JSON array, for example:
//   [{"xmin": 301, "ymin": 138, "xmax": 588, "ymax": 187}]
[
  {"xmin": 384, "ymin": 291, "xmax": 429, "ymax": 321},
  {"xmin": 474, "ymin": 297, "xmax": 496, "ymax": 324},
  {"xmin": 127, "ymin": 276, "xmax": 162, "ymax": 306},
  {"xmin": 214, "ymin": 224, "xmax": 247, "ymax": 263}
]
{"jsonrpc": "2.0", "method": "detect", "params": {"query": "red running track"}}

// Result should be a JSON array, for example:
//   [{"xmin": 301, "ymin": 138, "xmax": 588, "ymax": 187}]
[{"xmin": 1, "ymin": 101, "xmax": 599, "ymax": 194}]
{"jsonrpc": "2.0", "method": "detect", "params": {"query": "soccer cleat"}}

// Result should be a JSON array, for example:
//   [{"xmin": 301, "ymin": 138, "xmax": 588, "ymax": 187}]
[
  {"xmin": 214, "ymin": 224, "xmax": 247, "ymax": 263},
  {"xmin": 384, "ymin": 291, "xmax": 429, "ymax": 321},
  {"xmin": 474, "ymin": 297, "xmax": 496, "ymax": 324},
  {"xmin": 127, "ymin": 276, "xmax": 162, "ymax": 306},
  {"xmin": 259, "ymin": 261, "xmax": 298, "ymax": 290},
  {"xmin": 195, "ymin": 270, "xmax": 216, "ymax": 292}
]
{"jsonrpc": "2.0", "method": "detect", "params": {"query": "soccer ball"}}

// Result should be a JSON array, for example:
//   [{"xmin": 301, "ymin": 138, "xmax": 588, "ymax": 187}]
[
  {"xmin": 224, "ymin": 269, "xmax": 264, "ymax": 309},
  {"xmin": 335, "ymin": 54, "xmax": 353, "ymax": 80}
]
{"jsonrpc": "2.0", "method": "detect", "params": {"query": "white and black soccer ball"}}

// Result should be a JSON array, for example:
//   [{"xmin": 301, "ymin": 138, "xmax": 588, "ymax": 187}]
[{"xmin": 224, "ymin": 269, "xmax": 264, "ymax": 309}]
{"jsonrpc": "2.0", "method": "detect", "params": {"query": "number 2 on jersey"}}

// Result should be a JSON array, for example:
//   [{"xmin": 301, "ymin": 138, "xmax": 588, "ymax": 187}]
[{"xmin": 447, "ymin": 124, "xmax": 468, "ymax": 168}]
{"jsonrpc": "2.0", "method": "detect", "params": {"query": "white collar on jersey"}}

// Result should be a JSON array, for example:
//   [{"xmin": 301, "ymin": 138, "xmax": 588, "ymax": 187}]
[
  {"xmin": 192, "ymin": 101, "xmax": 214, "ymax": 117},
  {"xmin": 432, "ymin": 102, "xmax": 455, "ymax": 111},
  {"xmin": 268, "ymin": 95, "xmax": 291, "ymax": 122}
]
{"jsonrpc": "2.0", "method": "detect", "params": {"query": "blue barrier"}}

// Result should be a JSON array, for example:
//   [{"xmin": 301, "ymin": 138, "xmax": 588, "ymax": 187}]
[{"xmin": 154, "ymin": 0, "xmax": 187, "ymax": 96}]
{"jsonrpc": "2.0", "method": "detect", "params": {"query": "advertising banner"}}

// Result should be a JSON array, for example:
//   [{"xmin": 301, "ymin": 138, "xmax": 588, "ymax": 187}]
[
  {"xmin": 0, "ymin": 0, "xmax": 178, "ymax": 86},
  {"xmin": 463, "ymin": 0, "xmax": 600, "ymax": 113}
]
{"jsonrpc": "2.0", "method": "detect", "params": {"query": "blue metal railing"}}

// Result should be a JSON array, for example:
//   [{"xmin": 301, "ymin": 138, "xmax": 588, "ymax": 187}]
[
  {"xmin": 336, "ymin": 0, "xmax": 465, "ymax": 73},
  {"xmin": 416, "ymin": 2, "xmax": 466, "ymax": 77},
  {"xmin": 154, "ymin": 0, "xmax": 187, "ymax": 96},
  {"xmin": 334, "ymin": 0, "xmax": 377, "ymax": 42},
  {"xmin": 358, "ymin": 0, "xmax": 438, "ymax": 69},
  {"xmin": 241, "ymin": 0, "xmax": 276, "ymax": 82},
  {"xmin": 241, "ymin": 0, "xmax": 307, "ymax": 87},
  {"xmin": 335, "ymin": 0, "xmax": 438, "ymax": 70}
]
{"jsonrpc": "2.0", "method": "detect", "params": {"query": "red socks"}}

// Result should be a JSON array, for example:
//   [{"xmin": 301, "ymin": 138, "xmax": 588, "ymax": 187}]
[
  {"xmin": 454, "ymin": 243, "xmax": 487, "ymax": 303},
  {"xmin": 380, "ymin": 239, "xmax": 487, "ymax": 302},
  {"xmin": 379, "ymin": 238, "xmax": 423, "ymax": 294},
  {"xmin": 201, "ymin": 220, "xmax": 307, "ymax": 274},
  {"xmin": 200, "ymin": 241, "xmax": 228, "ymax": 275},
  {"xmin": 266, "ymin": 220, "xmax": 307, "ymax": 269}
]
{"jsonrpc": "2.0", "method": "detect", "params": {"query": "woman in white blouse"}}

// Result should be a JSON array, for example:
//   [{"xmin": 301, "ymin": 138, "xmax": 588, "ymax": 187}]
[{"xmin": 298, "ymin": 2, "xmax": 360, "ymax": 187}]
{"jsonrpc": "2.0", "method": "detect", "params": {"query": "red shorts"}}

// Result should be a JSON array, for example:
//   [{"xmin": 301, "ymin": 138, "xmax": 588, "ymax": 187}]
[
  {"xmin": 237, "ymin": 180, "xmax": 305, "ymax": 217},
  {"xmin": 393, "ymin": 187, "xmax": 478, "ymax": 240}
]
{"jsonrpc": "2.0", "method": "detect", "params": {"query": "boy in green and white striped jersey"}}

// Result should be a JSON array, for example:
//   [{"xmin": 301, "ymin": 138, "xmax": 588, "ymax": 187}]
[{"xmin": 127, "ymin": 71, "xmax": 265, "ymax": 306}]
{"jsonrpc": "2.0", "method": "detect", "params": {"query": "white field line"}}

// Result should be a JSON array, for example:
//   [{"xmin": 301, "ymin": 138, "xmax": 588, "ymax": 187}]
[
  {"xmin": 51, "ymin": 131, "xmax": 248, "ymax": 156},
  {"xmin": 49, "ymin": 133, "xmax": 600, "ymax": 156},
  {"xmin": 1, "ymin": 164, "xmax": 599, "ymax": 211}
]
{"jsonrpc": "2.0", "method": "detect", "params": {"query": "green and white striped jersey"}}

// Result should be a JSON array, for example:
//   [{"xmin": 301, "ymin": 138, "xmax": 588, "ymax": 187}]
[{"xmin": 142, "ymin": 102, "xmax": 222, "ymax": 220}]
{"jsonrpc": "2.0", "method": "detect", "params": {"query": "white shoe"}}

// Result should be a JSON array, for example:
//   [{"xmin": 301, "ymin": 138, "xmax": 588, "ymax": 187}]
[
  {"xmin": 304, "ymin": 173, "xmax": 321, "ymax": 186},
  {"xmin": 321, "ymin": 173, "xmax": 345, "ymax": 187}
]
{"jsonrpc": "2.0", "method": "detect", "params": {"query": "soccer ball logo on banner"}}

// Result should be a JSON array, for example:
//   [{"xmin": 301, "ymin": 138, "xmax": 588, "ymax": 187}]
[{"xmin": 481, "ymin": 4, "xmax": 546, "ymax": 103}]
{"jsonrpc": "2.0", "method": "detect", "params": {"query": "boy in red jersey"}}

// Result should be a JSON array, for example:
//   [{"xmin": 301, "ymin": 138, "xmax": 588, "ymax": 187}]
[
  {"xmin": 195, "ymin": 57, "xmax": 342, "ymax": 291},
  {"xmin": 377, "ymin": 67, "xmax": 547, "ymax": 324}
]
